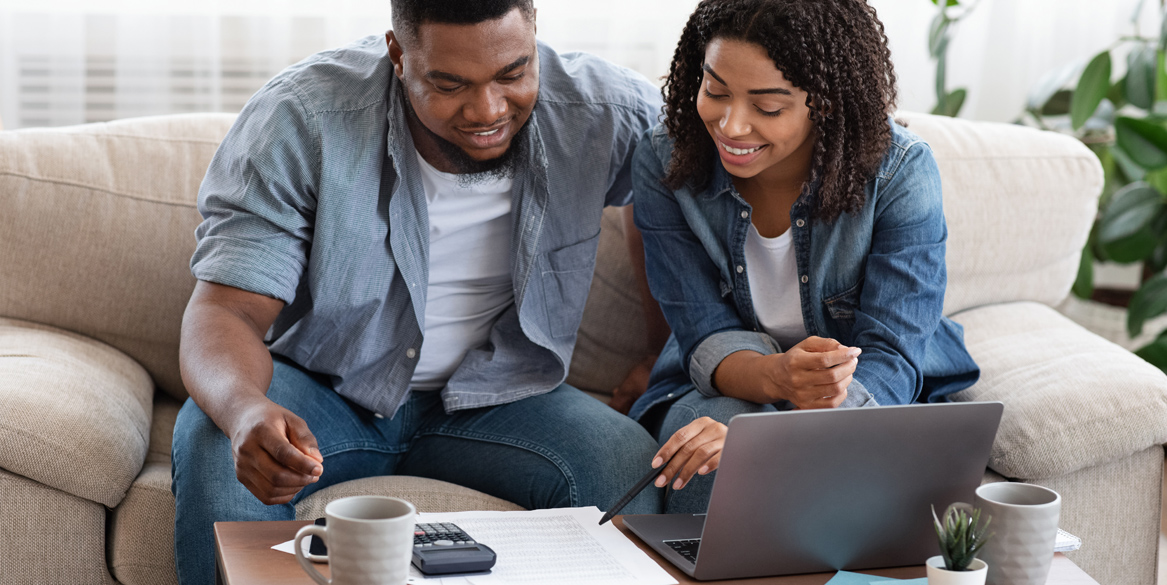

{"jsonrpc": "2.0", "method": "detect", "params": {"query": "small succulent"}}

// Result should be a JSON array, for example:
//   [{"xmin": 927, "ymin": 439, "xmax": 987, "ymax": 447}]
[{"xmin": 932, "ymin": 504, "xmax": 992, "ymax": 571}]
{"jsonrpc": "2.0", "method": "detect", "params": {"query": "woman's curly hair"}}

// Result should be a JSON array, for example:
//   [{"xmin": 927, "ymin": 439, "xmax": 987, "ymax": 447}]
[{"xmin": 662, "ymin": 0, "xmax": 898, "ymax": 221}]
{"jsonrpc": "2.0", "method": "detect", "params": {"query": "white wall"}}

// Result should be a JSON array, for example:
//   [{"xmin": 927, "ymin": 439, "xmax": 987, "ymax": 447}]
[{"xmin": 0, "ymin": 0, "xmax": 1161, "ymax": 128}]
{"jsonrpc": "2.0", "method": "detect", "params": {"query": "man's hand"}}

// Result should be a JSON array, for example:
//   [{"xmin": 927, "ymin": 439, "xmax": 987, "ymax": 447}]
[
  {"xmin": 227, "ymin": 398, "xmax": 324, "ymax": 505},
  {"xmin": 651, "ymin": 417, "xmax": 727, "ymax": 490},
  {"xmin": 764, "ymin": 336, "xmax": 859, "ymax": 409},
  {"xmin": 609, "ymin": 354, "xmax": 657, "ymax": 414}
]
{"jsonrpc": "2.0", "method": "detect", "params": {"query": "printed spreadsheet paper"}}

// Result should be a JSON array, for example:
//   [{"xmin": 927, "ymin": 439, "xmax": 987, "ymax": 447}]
[{"xmin": 273, "ymin": 506, "xmax": 677, "ymax": 585}]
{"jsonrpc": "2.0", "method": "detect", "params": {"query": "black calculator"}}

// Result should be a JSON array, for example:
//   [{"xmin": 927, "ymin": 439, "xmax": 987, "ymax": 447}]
[
  {"xmin": 411, "ymin": 522, "xmax": 497, "ymax": 575},
  {"xmin": 308, "ymin": 518, "xmax": 496, "ymax": 575}
]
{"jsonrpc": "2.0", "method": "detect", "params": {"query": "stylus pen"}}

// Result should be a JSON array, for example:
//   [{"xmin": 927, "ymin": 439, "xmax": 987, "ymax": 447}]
[{"xmin": 599, "ymin": 464, "xmax": 666, "ymax": 525}]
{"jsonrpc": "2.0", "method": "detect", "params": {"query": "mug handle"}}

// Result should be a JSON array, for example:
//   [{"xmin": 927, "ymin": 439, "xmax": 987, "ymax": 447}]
[{"xmin": 294, "ymin": 524, "xmax": 331, "ymax": 585}]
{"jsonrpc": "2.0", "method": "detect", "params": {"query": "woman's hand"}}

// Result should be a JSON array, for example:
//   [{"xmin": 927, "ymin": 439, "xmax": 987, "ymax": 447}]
[
  {"xmin": 765, "ymin": 336, "xmax": 860, "ymax": 408},
  {"xmin": 713, "ymin": 336, "xmax": 860, "ymax": 408},
  {"xmin": 651, "ymin": 417, "xmax": 727, "ymax": 490}
]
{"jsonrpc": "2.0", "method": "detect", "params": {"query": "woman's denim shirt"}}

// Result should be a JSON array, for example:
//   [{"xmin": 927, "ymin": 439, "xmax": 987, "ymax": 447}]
[{"xmin": 628, "ymin": 120, "xmax": 980, "ymax": 421}]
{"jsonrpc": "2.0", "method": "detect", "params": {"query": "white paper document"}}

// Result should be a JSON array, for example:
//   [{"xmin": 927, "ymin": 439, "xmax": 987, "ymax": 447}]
[{"xmin": 273, "ymin": 506, "xmax": 676, "ymax": 585}]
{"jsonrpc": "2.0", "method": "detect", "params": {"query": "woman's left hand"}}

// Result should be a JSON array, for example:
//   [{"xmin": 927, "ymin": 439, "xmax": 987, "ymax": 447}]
[{"xmin": 652, "ymin": 417, "xmax": 727, "ymax": 490}]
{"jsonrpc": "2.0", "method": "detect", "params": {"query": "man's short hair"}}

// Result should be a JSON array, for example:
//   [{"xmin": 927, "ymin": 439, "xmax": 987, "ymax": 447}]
[{"xmin": 391, "ymin": 0, "xmax": 535, "ymax": 45}]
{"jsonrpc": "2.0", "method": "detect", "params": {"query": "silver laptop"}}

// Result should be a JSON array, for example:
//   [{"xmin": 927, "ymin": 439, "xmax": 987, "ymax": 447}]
[{"xmin": 622, "ymin": 402, "xmax": 1003, "ymax": 581}]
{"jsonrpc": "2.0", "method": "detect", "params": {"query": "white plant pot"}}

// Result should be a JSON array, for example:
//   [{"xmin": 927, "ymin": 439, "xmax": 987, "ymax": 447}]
[{"xmin": 926, "ymin": 556, "xmax": 987, "ymax": 585}]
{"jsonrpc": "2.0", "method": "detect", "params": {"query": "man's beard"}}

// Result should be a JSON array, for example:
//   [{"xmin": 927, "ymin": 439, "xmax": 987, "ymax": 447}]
[{"xmin": 403, "ymin": 93, "xmax": 529, "ymax": 186}]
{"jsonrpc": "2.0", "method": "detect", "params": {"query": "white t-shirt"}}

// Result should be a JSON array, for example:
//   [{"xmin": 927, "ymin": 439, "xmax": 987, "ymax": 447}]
[
  {"xmin": 744, "ymin": 223, "xmax": 809, "ymax": 352},
  {"xmin": 410, "ymin": 152, "xmax": 515, "ymax": 390}
]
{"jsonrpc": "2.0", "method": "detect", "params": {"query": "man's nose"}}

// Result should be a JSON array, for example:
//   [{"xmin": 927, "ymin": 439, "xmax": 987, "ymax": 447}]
[{"xmin": 464, "ymin": 86, "xmax": 507, "ymax": 126}]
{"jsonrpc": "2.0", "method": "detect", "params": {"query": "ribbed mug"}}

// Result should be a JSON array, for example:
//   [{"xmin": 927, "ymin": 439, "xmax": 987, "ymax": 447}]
[
  {"xmin": 974, "ymin": 483, "xmax": 1060, "ymax": 585},
  {"xmin": 294, "ymin": 495, "xmax": 416, "ymax": 585}
]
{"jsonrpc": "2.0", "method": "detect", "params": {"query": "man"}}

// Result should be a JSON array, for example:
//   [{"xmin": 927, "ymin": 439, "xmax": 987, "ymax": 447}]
[{"xmin": 170, "ymin": 1, "xmax": 664, "ymax": 582}]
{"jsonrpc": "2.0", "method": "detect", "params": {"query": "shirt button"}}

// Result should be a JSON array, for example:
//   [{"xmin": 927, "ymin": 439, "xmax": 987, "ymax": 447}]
[
  {"xmin": 736, "ymin": 265, "xmax": 744, "ymax": 273},
  {"xmin": 800, "ymin": 275, "xmax": 808, "ymax": 284},
  {"xmin": 374, "ymin": 413, "xmax": 384, "ymax": 419},
  {"xmin": 740, "ymin": 210, "xmax": 749, "ymax": 219},
  {"xmin": 406, "ymin": 348, "xmax": 417, "ymax": 358},
  {"xmin": 796, "ymin": 219, "xmax": 805, "ymax": 228},
  {"xmin": 666, "ymin": 393, "xmax": 675, "ymax": 398}
]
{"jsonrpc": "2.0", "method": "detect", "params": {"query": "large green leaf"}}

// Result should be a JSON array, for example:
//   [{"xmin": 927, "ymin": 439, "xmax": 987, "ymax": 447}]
[
  {"xmin": 1134, "ymin": 335, "xmax": 1167, "ymax": 371},
  {"xmin": 1114, "ymin": 117, "xmax": 1167, "ymax": 170},
  {"xmin": 1072, "ymin": 243, "xmax": 1094, "ymax": 299},
  {"xmin": 1126, "ymin": 46, "xmax": 1157, "ymax": 110},
  {"xmin": 933, "ymin": 88, "xmax": 966, "ymax": 118},
  {"xmin": 1100, "ymin": 227, "xmax": 1159, "ymax": 263},
  {"xmin": 1072, "ymin": 52, "xmax": 1112, "ymax": 130},
  {"xmin": 1098, "ymin": 183, "xmax": 1163, "ymax": 242},
  {"xmin": 1128, "ymin": 273, "xmax": 1167, "ymax": 337},
  {"xmin": 1112, "ymin": 142, "xmax": 1147, "ymax": 182}
]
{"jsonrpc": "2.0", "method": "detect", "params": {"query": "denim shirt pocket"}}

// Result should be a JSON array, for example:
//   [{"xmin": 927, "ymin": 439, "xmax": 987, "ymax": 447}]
[
  {"xmin": 541, "ymin": 232, "xmax": 601, "ymax": 338},
  {"xmin": 823, "ymin": 276, "xmax": 863, "ymax": 336}
]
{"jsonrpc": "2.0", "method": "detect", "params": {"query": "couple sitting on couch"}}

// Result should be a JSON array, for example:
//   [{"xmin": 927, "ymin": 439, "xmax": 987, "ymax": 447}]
[{"xmin": 171, "ymin": 0, "xmax": 980, "ymax": 582}]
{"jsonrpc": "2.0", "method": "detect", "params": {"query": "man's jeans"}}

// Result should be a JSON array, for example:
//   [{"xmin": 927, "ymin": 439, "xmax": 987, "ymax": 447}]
[{"xmin": 172, "ymin": 357, "xmax": 662, "ymax": 585}]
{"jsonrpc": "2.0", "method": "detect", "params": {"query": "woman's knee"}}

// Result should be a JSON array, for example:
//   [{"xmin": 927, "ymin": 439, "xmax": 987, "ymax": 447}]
[{"xmin": 660, "ymin": 392, "xmax": 775, "ymax": 440}]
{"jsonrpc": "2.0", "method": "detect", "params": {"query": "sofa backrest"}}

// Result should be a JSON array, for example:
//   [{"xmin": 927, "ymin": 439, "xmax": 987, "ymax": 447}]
[
  {"xmin": 897, "ymin": 112, "xmax": 1102, "ymax": 315},
  {"xmin": 0, "ymin": 114, "xmax": 235, "ymax": 401},
  {"xmin": 0, "ymin": 112, "xmax": 1102, "ymax": 399}
]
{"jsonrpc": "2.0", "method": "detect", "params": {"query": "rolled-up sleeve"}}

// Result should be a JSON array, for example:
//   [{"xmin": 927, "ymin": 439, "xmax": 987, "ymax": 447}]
[
  {"xmin": 688, "ymin": 330, "xmax": 779, "ymax": 397},
  {"xmin": 190, "ymin": 80, "xmax": 320, "ymax": 304}
]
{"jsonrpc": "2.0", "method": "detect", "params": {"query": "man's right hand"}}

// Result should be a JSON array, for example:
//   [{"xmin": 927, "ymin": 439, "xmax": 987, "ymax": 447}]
[{"xmin": 226, "ymin": 397, "xmax": 324, "ymax": 505}]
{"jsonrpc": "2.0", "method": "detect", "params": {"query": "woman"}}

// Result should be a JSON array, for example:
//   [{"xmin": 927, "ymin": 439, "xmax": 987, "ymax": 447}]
[{"xmin": 629, "ymin": 0, "xmax": 980, "ymax": 514}]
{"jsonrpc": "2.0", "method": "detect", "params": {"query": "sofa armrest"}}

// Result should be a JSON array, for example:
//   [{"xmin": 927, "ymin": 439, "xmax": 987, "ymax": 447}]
[
  {"xmin": 950, "ymin": 302, "xmax": 1167, "ymax": 479},
  {"xmin": 0, "ymin": 318, "xmax": 154, "ymax": 507}
]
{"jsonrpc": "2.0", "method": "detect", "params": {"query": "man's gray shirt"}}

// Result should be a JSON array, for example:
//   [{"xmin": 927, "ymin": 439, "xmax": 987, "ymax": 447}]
[{"xmin": 190, "ymin": 35, "xmax": 662, "ymax": 417}]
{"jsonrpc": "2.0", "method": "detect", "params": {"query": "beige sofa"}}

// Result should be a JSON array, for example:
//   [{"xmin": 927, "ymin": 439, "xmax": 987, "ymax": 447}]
[{"xmin": 1, "ymin": 111, "xmax": 1165, "ymax": 585}]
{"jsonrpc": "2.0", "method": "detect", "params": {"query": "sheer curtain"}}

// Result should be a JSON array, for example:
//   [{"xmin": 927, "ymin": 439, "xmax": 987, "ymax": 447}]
[{"xmin": 0, "ymin": 0, "xmax": 1159, "ymax": 129}]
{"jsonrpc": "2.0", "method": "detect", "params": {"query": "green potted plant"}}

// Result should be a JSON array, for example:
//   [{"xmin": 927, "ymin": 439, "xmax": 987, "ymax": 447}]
[
  {"xmin": 926, "ymin": 504, "xmax": 992, "ymax": 585},
  {"xmin": 1017, "ymin": 4, "xmax": 1167, "ymax": 369}
]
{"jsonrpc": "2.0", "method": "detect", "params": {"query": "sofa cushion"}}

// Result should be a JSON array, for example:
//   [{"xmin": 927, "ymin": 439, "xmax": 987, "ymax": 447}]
[
  {"xmin": 0, "ymin": 114, "xmax": 237, "ymax": 401},
  {"xmin": 950, "ymin": 301, "xmax": 1167, "ymax": 479},
  {"xmin": 0, "ymin": 318, "xmax": 153, "ymax": 507},
  {"xmin": 897, "ymin": 112, "xmax": 1102, "ymax": 316}
]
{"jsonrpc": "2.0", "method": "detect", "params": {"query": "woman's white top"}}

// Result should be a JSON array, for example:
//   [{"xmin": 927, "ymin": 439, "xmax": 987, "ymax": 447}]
[
  {"xmin": 744, "ymin": 223, "xmax": 809, "ymax": 352},
  {"xmin": 410, "ymin": 152, "xmax": 515, "ymax": 390}
]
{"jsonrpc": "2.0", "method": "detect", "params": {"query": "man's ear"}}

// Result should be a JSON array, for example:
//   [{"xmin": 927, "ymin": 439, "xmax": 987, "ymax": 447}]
[{"xmin": 386, "ymin": 30, "xmax": 405, "ymax": 79}]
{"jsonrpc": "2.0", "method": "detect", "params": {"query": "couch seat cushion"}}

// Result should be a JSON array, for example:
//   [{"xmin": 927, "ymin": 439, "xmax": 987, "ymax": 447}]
[
  {"xmin": 0, "ymin": 318, "xmax": 153, "ymax": 507},
  {"xmin": 951, "ymin": 302, "xmax": 1167, "ymax": 479}
]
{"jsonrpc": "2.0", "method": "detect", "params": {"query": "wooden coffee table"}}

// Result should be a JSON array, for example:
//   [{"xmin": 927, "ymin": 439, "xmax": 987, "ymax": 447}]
[{"xmin": 214, "ymin": 517, "xmax": 1099, "ymax": 585}]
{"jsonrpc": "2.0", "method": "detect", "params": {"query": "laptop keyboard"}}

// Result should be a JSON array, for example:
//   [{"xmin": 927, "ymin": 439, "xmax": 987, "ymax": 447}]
[{"xmin": 664, "ymin": 539, "xmax": 701, "ymax": 564}]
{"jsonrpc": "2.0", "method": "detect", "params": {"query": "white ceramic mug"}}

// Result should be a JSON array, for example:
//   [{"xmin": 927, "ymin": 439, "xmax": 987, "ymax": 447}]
[
  {"xmin": 973, "ymin": 483, "xmax": 1061, "ymax": 585},
  {"xmin": 293, "ymin": 496, "xmax": 417, "ymax": 585}
]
